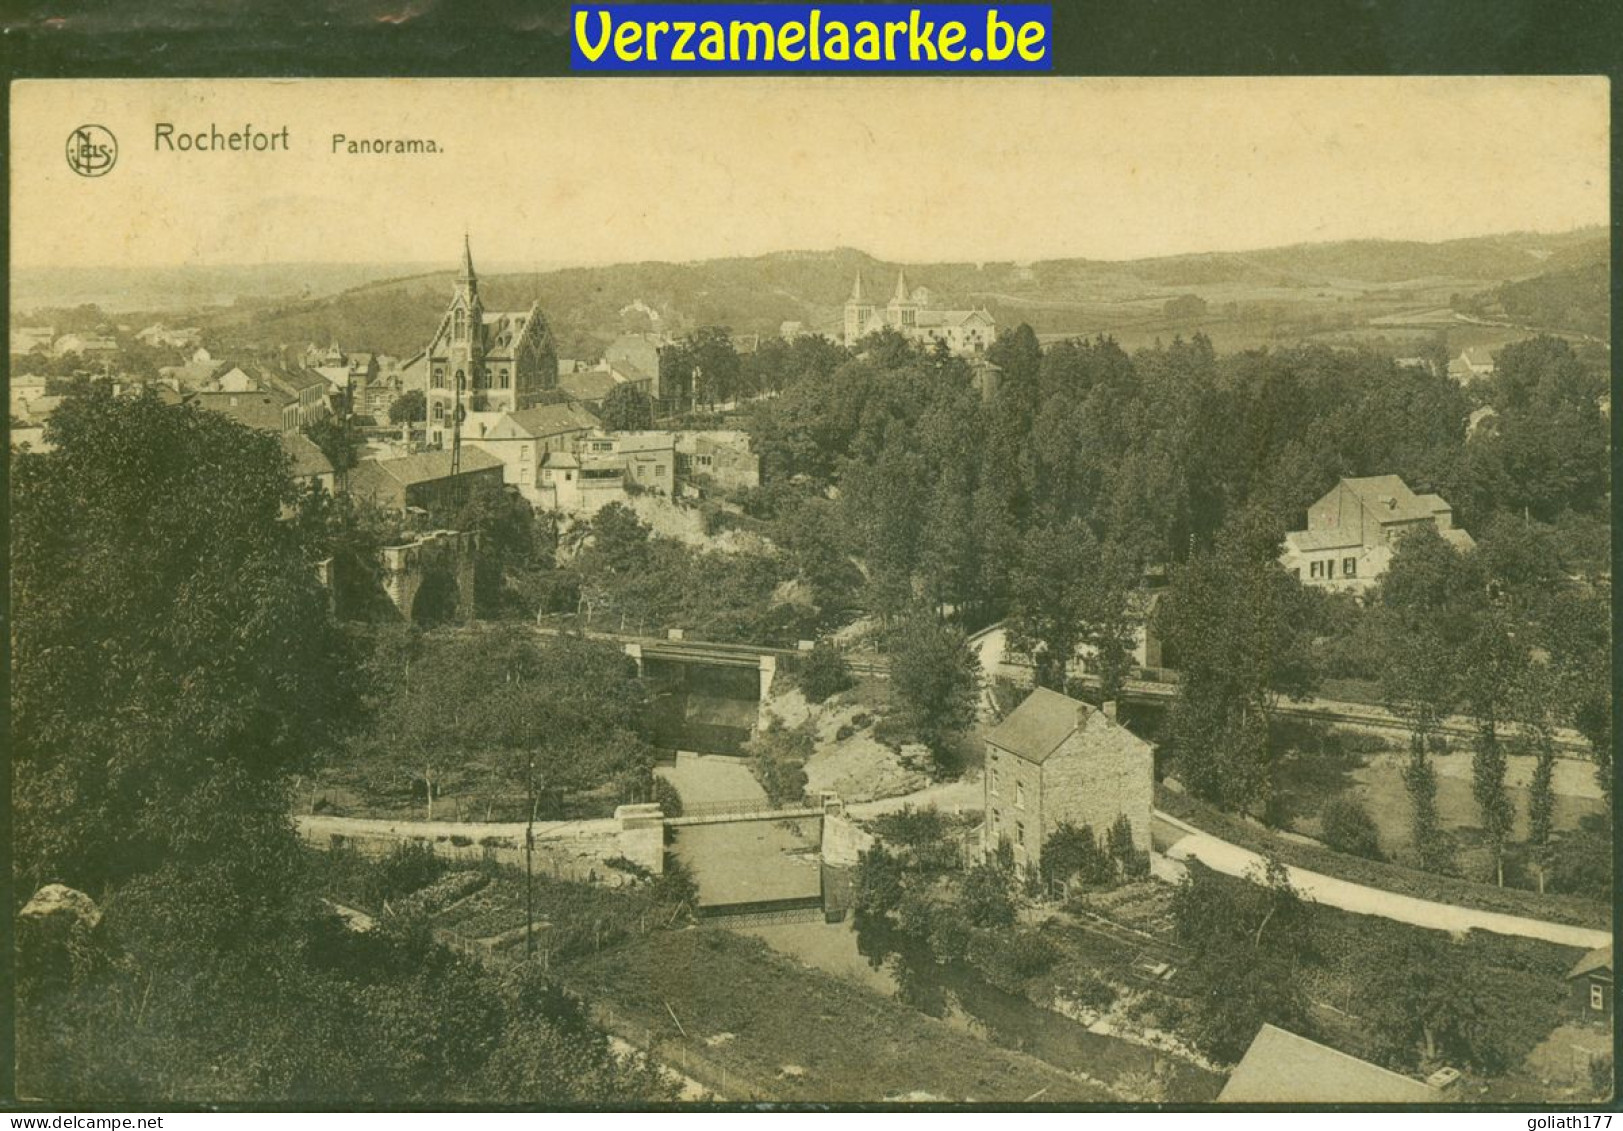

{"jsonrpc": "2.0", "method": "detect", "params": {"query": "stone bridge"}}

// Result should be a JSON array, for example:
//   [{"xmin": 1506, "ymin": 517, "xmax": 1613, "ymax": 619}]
[{"xmin": 380, "ymin": 529, "xmax": 478, "ymax": 622}]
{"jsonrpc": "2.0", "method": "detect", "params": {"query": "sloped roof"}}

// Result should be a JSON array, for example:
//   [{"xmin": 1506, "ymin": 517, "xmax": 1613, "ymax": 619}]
[
  {"xmin": 559, "ymin": 368, "xmax": 620, "ymax": 401},
  {"xmin": 1568, "ymin": 945, "xmax": 1612, "ymax": 980},
  {"xmin": 1218, "ymin": 1025, "xmax": 1437, "ymax": 1104},
  {"xmin": 987, "ymin": 687, "xmax": 1090, "ymax": 764},
  {"xmin": 503, "ymin": 402, "xmax": 601, "ymax": 439},
  {"xmin": 188, "ymin": 390, "xmax": 288, "ymax": 432},
  {"xmin": 1341, "ymin": 476, "xmax": 1446, "ymax": 525},
  {"xmin": 360, "ymin": 447, "xmax": 502, "ymax": 486},
  {"xmin": 280, "ymin": 432, "xmax": 335, "ymax": 480}
]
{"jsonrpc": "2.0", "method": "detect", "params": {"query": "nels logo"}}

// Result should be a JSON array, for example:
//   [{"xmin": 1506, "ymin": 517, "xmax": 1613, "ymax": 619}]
[{"xmin": 66, "ymin": 124, "xmax": 117, "ymax": 177}]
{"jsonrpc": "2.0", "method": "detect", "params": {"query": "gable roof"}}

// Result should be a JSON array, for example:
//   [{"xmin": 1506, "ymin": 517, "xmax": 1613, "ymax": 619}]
[
  {"xmin": 359, "ymin": 447, "xmax": 502, "ymax": 487},
  {"xmin": 501, "ymin": 402, "xmax": 601, "ymax": 439},
  {"xmin": 1340, "ymin": 476, "xmax": 1451, "ymax": 525},
  {"xmin": 1568, "ymin": 945, "xmax": 1612, "ymax": 981},
  {"xmin": 987, "ymin": 687, "xmax": 1090, "ymax": 764},
  {"xmin": 280, "ymin": 432, "xmax": 336, "ymax": 480},
  {"xmin": 558, "ymin": 368, "xmax": 620, "ymax": 402},
  {"xmin": 1218, "ymin": 1025, "xmax": 1437, "ymax": 1104}
]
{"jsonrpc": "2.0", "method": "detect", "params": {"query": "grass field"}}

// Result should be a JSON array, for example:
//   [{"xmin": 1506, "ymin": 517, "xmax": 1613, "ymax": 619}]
[{"xmin": 564, "ymin": 928, "xmax": 1116, "ymax": 1102}]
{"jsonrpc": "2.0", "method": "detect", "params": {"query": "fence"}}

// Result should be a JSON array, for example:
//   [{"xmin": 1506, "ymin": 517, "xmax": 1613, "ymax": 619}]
[
  {"xmin": 697, "ymin": 904, "xmax": 828, "ymax": 928},
  {"xmin": 672, "ymin": 795, "xmax": 822, "ymax": 821}
]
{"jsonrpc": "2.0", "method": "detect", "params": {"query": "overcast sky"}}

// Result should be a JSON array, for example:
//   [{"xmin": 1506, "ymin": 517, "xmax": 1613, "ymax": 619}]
[{"xmin": 12, "ymin": 76, "xmax": 1609, "ymax": 270}]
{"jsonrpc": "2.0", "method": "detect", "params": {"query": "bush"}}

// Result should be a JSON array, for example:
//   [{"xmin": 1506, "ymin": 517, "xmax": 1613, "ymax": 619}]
[
  {"xmin": 1002, "ymin": 930, "xmax": 1060, "ymax": 978},
  {"xmin": 960, "ymin": 862, "xmax": 1017, "ymax": 928},
  {"xmin": 1107, "ymin": 813, "xmax": 1149, "ymax": 878},
  {"xmin": 369, "ymin": 841, "xmax": 447, "ymax": 905},
  {"xmin": 799, "ymin": 643, "xmax": 855, "ymax": 703},
  {"xmin": 1319, "ymin": 795, "xmax": 1384, "ymax": 860},
  {"xmin": 651, "ymin": 776, "xmax": 684, "ymax": 819},
  {"xmin": 1067, "ymin": 969, "xmax": 1118, "ymax": 1013},
  {"xmin": 1042, "ymin": 822, "xmax": 1114, "ymax": 888},
  {"xmin": 851, "ymin": 712, "xmax": 873, "ymax": 729},
  {"xmin": 1547, "ymin": 829, "xmax": 1612, "ymax": 901},
  {"xmin": 835, "ymin": 724, "xmax": 856, "ymax": 741}
]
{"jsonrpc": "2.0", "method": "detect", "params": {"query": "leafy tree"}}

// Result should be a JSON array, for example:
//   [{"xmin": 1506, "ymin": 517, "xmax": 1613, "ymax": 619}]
[
  {"xmin": 1158, "ymin": 509, "xmax": 1318, "ymax": 814},
  {"xmin": 12, "ymin": 391, "xmax": 355, "ymax": 894},
  {"xmin": 798, "ymin": 642, "xmax": 854, "ymax": 704},
  {"xmin": 388, "ymin": 388, "xmax": 426, "ymax": 424},
  {"xmin": 304, "ymin": 413, "xmax": 363, "ymax": 474},
  {"xmin": 959, "ymin": 861, "xmax": 1017, "ymax": 928},
  {"xmin": 1007, "ymin": 518, "xmax": 1138, "ymax": 695},
  {"xmin": 1170, "ymin": 860, "xmax": 1314, "ymax": 1063},
  {"xmin": 1041, "ymin": 822, "xmax": 1114, "ymax": 888},
  {"xmin": 1358, "ymin": 933, "xmax": 1525, "ymax": 1074},
  {"xmin": 352, "ymin": 627, "xmax": 652, "ymax": 819},
  {"xmin": 1460, "ymin": 607, "xmax": 1523, "ymax": 885},
  {"xmin": 599, "ymin": 383, "xmax": 654, "ymax": 431},
  {"xmin": 853, "ymin": 842, "xmax": 907, "ymax": 915},
  {"xmin": 885, "ymin": 613, "xmax": 981, "ymax": 763}
]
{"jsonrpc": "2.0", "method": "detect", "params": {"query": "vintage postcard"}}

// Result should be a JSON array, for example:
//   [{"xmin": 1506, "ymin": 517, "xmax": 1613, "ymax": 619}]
[{"xmin": 8, "ymin": 75, "xmax": 1613, "ymax": 1110}]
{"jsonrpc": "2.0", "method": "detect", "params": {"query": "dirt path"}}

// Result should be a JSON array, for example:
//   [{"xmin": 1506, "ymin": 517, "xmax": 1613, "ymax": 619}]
[{"xmin": 1159, "ymin": 814, "xmax": 1609, "ymax": 950}]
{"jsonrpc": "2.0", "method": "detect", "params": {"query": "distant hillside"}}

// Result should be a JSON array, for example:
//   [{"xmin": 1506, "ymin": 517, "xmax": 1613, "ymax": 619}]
[
  {"xmin": 1473, "ymin": 261, "xmax": 1610, "ymax": 340},
  {"xmin": 10, "ymin": 262, "xmax": 452, "ymax": 316},
  {"xmin": 30, "ymin": 227, "xmax": 1603, "ymax": 358}
]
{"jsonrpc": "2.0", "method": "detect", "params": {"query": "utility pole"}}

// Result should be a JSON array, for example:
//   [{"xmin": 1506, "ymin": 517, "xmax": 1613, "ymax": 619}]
[{"xmin": 526, "ymin": 751, "xmax": 536, "ymax": 958}]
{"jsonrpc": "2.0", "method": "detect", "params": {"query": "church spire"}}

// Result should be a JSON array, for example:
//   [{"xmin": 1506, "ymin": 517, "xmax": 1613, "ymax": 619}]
[
  {"xmin": 459, "ymin": 231, "xmax": 476, "ymax": 282},
  {"xmin": 849, "ymin": 270, "xmax": 867, "ymax": 303},
  {"xmin": 892, "ymin": 269, "xmax": 910, "ymax": 304}
]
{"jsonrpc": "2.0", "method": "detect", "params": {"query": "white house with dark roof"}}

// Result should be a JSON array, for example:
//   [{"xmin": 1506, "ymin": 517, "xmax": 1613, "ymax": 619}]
[
  {"xmin": 1280, "ymin": 475, "xmax": 1475, "ymax": 592},
  {"xmin": 1447, "ymin": 345, "xmax": 1496, "ymax": 384},
  {"xmin": 982, "ymin": 687, "xmax": 1153, "ymax": 873},
  {"xmin": 464, "ymin": 402, "xmax": 602, "ymax": 501}
]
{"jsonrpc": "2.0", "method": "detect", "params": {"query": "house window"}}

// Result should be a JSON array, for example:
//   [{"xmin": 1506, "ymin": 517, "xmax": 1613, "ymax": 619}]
[
  {"xmin": 1310, "ymin": 561, "xmax": 1322, "ymax": 580},
  {"xmin": 432, "ymin": 367, "xmax": 445, "ymax": 389},
  {"xmin": 989, "ymin": 769, "xmax": 999, "ymax": 796},
  {"xmin": 1343, "ymin": 557, "xmax": 1357, "ymax": 577},
  {"xmin": 1016, "ymin": 782, "xmax": 1025, "ymax": 810},
  {"xmin": 1591, "ymin": 984, "xmax": 1605, "ymax": 1011},
  {"xmin": 499, "ymin": 370, "xmax": 510, "ymax": 389},
  {"xmin": 1015, "ymin": 820, "xmax": 1025, "ymax": 846}
]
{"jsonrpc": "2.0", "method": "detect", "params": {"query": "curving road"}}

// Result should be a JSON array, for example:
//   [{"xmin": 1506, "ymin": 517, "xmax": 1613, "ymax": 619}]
[{"xmin": 1157, "ymin": 812, "xmax": 1610, "ymax": 951}]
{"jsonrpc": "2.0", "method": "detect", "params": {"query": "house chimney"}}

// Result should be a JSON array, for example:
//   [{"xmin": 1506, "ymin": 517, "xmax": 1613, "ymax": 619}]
[{"xmin": 1102, "ymin": 700, "xmax": 1118, "ymax": 723}]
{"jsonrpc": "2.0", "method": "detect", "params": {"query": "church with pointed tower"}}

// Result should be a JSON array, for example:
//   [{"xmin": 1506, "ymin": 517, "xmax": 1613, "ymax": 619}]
[
  {"xmin": 419, "ymin": 237, "xmax": 559, "ymax": 449},
  {"xmin": 841, "ymin": 268, "xmax": 996, "ymax": 356}
]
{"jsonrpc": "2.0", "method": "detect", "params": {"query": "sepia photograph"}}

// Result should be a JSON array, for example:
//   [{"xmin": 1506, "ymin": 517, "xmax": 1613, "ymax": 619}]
[{"xmin": 8, "ymin": 75, "xmax": 1614, "ymax": 1109}]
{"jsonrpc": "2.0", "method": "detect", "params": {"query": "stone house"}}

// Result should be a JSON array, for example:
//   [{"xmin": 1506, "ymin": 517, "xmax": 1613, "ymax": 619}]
[
  {"xmin": 982, "ymin": 687, "xmax": 1153, "ymax": 874},
  {"xmin": 1279, "ymin": 475, "xmax": 1475, "ymax": 592}
]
